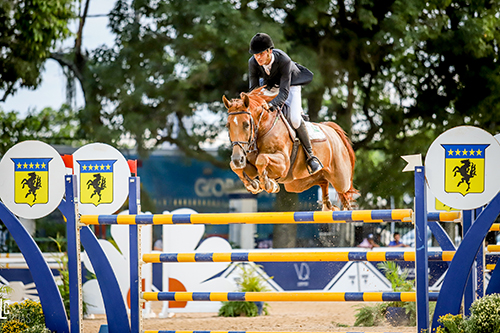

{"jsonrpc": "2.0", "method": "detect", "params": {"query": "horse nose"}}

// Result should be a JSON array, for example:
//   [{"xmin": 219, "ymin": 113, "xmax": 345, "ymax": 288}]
[{"xmin": 231, "ymin": 154, "xmax": 246, "ymax": 169}]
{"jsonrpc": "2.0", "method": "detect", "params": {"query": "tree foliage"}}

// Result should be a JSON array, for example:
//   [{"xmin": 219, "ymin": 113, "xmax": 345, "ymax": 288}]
[
  {"xmin": 0, "ymin": 105, "xmax": 82, "ymax": 155},
  {"xmin": 87, "ymin": 0, "xmax": 285, "ymax": 163},
  {"xmin": 0, "ymin": 0, "xmax": 73, "ymax": 102},
  {"xmin": 255, "ymin": 0, "xmax": 500, "ymax": 207},
  {"xmin": 2, "ymin": 0, "xmax": 500, "ymax": 210}
]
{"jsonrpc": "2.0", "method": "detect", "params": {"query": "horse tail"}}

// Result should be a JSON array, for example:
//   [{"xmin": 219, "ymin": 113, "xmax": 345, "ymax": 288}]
[{"xmin": 323, "ymin": 122, "xmax": 359, "ymax": 203}]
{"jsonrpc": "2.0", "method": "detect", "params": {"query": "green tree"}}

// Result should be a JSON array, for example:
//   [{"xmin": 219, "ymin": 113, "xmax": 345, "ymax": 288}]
[
  {"xmin": 50, "ymin": 0, "xmax": 114, "ymax": 143},
  {"xmin": 3, "ymin": 0, "xmax": 500, "ymax": 214},
  {"xmin": 0, "ymin": 0, "xmax": 73, "ymax": 102},
  {"xmin": 0, "ymin": 105, "xmax": 82, "ymax": 155},
  {"xmin": 255, "ymin": 0, "xmax": 500, "ymax": 208},
  {"xmin": 88, "ymin": 0, "xmax": 283, "ymax": 161}
]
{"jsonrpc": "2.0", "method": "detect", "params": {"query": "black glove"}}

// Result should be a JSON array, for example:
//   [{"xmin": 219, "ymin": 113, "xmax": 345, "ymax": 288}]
[{"xmin": 268, "ymin": 103, "xmax": 277, "ymax": 112}]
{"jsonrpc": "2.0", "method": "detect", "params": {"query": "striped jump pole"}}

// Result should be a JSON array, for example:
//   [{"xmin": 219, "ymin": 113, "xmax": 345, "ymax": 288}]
[
  {"xmin": 487, "ymin": 245, "xmax": 500, "ymax": 252},
  {"xmin": 80, "ymin": 209, "xmax": 413, "ymax": 225},
  {"xmin": 144, "ymin": 331, "xmax": 406, "ymax": 333},
  {"xmin": 142, "ymin": 291, "xmax": 439, "ymax": 302},
  {"xmin": 80, "ymin": 209, "xmax": 461, "ymax": 226},
  {"xmin": 143, "ymin": 251, "xmax": 456, "ymax": 263},
  {"xmin": 427, "ymin": 211, "xmax": 461, "ymax": 222}
]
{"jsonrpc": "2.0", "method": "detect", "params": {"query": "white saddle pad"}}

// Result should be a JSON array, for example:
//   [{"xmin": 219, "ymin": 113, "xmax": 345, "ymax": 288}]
[{"xmin": 305, "ymin": 121, "xmax": 326, "ymax": 141}]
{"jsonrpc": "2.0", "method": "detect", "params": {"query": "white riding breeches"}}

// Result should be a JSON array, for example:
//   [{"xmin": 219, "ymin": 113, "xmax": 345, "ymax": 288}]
[{"xmin": 285, "ymin": 86, "xmax": 303, "ymax": 129}]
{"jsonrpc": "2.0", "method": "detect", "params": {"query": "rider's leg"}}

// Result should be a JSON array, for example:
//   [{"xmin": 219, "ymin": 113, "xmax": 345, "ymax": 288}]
[
  {"xmin": 286, "ymin": 86, "xmax": 323, "ymax": 174},
  {"xmin": 287, "ymin": 86, "xmax": 303, "ymax": 129},
  {"xmin": 296, "ymin": 120, "xmax": 323, "ymax": 174}
]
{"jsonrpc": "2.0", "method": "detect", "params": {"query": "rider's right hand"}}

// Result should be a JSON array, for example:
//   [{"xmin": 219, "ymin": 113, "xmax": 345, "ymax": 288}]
[{"xmin": 262, "ymin": 101, "xmax": 270, "ymax": 111}]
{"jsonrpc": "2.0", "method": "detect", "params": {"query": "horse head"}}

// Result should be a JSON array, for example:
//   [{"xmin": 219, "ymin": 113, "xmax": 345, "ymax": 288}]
[{"xmin": 223, "ymin": 94, "xmax": 254, "ymax": 169}]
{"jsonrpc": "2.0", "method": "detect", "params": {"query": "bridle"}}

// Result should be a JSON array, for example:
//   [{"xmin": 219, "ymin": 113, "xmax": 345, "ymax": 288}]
[
  {"xmin": 227, "ymin": 101, "xmax": 281, "ymax": 183},
  {"xmin": 228, "ymin": 102, "xmax": 281, "ymax": 157},
  {"xmin": 227, "ymin": 109, "xmax": 263, "ymax": 156}
]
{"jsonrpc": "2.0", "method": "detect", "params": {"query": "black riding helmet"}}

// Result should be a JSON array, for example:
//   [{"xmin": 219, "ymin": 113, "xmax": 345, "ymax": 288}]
[{"xmin": 249, "ymin": 33, "xmax": 274, "ymax": 54}]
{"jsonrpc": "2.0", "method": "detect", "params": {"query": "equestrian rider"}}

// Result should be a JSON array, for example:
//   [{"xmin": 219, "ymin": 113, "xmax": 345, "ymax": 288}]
[{"xmin": 248, "ymin": 33, "xmax": 323, "ymax": 174}]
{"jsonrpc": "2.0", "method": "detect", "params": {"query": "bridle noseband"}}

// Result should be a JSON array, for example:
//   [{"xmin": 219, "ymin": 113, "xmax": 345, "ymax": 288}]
[
  {"xmin": 228, "ymin": 109, "xmax": 261, "ymax": 156},
  {"xmin": 228, "ymin": 103, "xmax": 280, "ymax": 157}
]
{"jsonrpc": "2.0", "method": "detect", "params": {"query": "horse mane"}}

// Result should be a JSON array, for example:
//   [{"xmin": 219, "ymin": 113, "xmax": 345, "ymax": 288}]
[{"xmin": 244, "ymin": 88, "xmax": 268, "ymax": 111}]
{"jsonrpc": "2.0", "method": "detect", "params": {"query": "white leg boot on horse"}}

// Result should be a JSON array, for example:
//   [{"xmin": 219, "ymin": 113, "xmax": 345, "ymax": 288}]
[{"xmin": 296, "ymin": 120, "xmax": 323, "ymax": 175}]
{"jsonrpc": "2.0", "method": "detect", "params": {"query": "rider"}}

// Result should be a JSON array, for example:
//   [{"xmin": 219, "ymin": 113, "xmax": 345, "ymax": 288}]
[{"xmin": 248, "ymin": 33, "xmax": 323, "ymax": 175}]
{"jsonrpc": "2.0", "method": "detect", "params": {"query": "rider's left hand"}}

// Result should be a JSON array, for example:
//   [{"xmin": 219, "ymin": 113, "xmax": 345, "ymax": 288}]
[{"xmin": 267, "ymin": 102, "xmax": 278, "ymax": 112}]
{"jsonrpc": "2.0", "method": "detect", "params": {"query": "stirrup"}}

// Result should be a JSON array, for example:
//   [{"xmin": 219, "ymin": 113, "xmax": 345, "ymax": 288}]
[{"xmin": 306, "ymin": 156, "xmax": 323, "ymax": 175}]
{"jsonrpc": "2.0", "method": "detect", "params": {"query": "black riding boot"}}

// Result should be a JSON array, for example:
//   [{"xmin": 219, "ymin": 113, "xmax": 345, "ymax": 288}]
[{"xmin": 296, "ymin": 121, "xmax": 323, "ymax": 174}]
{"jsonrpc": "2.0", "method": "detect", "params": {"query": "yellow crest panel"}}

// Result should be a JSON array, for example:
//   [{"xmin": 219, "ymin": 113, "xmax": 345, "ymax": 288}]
[
  {"xmin": 78, "ymin": 160, "xmax": 116, "ymax": 207},
  {"xmin": 442, "ymin": 144, "xmax": 489, "ymax": 196},
  {"xmin": 12, "ymin": 158, "xmax": 52, "ymax": 207}
]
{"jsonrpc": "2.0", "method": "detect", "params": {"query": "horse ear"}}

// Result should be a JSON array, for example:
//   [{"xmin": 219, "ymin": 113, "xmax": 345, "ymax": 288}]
[
  {"xmin": 241, "ymin": 93, "xmax": 250, "ymax": 108},
  {"xmin": 222, "ymin": 95, "xmax": 231, "ymax": 109}
]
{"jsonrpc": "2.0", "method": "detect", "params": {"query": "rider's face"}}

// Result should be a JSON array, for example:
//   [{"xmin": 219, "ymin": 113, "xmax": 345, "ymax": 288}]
[{"xmin": 254, "ymin": 49, "xmax": 272, "ymax": 66}]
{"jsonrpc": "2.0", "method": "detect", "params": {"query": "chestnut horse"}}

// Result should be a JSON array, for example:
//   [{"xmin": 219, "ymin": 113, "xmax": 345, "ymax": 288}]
[{"xmin": 223, "ymin": 86, "xmax": 357, "ymax": 210}]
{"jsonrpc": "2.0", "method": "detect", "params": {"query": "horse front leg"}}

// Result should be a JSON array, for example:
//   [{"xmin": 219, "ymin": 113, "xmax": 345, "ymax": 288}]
[
  {"xmin": 255, "ymin": 153, "xmax": 287, "ymax": 194},
  {"xmin": 230, "ymin": 162, "xmax": 262, "ymax": 194}
]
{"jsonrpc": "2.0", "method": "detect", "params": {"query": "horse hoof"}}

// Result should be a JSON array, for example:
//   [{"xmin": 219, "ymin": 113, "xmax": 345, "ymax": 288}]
[
  {"xmin": 248, "ymin": 180, "xmax": 263, "ymax": 194},
  {"xmin": 265, "ymin": 181, "xmax": 280, "ymax": 193},
  {"xmin": 342, "ymin": 201, "xmax": 353, "ymax": 210},
  {"xmin": 249, "ymin": 187, "xmax": 263, "ymax": 194}
]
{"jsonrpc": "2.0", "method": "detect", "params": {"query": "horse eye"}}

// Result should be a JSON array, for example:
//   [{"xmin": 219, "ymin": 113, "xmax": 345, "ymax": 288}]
[{"xmin": 243, "ymin": 121, "xmax": 250, "ymax": 129}]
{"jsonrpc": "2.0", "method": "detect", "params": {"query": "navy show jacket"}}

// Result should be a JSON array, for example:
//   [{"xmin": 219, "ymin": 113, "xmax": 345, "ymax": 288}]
[{"xmin": 248, "ymin": 49, "xmax": 313, "ymax": 109}]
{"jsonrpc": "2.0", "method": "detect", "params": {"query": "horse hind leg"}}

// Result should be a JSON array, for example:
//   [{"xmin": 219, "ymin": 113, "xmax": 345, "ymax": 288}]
[
  {"xmin": 339, "ymin": 192, "xmax": 353, "ymax": 211},
  {"xmin": 319, "ymin": 182, "xmax": 339, "ymax": 211}
]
